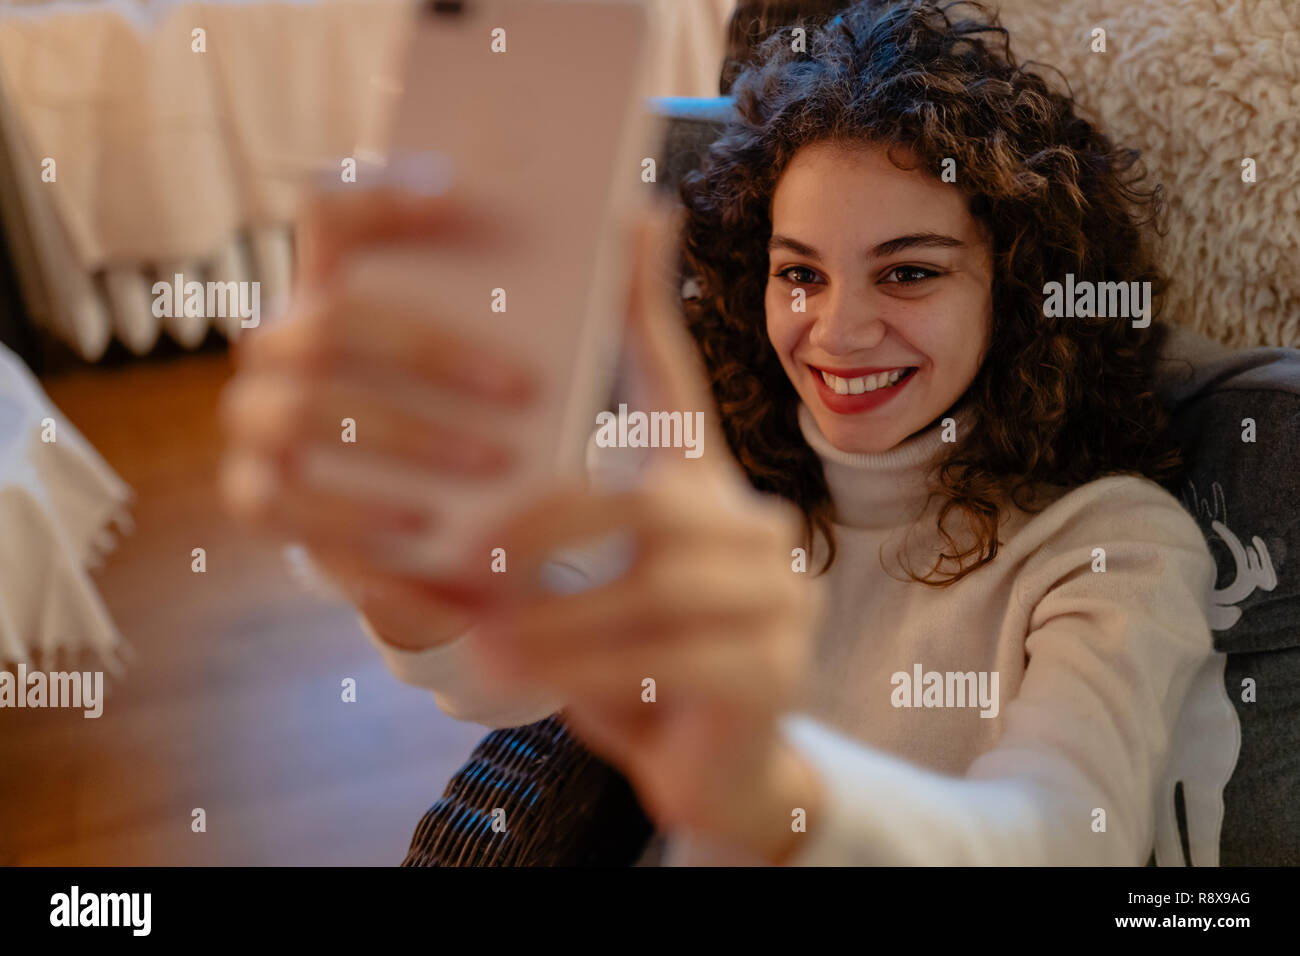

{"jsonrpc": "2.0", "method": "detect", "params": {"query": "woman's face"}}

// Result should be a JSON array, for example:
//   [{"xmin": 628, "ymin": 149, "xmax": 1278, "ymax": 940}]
[{"xmin": 765, "ymin": 141, "xmax": 994, "ymax": 454}]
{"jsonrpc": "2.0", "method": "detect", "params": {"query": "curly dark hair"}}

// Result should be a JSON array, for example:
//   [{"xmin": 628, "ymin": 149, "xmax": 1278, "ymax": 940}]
[
  {"xmin": 679, "ymin": 0, "xmax": 1181, "ymax": 586},
  {"xmin": 719, "ymin": 0, "xmax": 849, "ymax": 95}
]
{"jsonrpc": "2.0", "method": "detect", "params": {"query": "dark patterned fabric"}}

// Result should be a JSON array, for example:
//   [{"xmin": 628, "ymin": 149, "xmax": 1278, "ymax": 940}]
[{"xmin": 402, "ymin": 715, "xmax": 653, "ymax": 867}]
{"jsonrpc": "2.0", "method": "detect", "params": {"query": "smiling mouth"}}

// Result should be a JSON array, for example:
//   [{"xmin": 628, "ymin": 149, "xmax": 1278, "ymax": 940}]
[{"xmin": 812, "ymin": 366, "xmax": 918, "ymax": 396}]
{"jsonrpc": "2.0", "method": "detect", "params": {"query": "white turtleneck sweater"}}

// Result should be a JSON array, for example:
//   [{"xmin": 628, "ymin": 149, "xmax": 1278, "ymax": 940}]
[{"xmin": 365, "ymin": 401, "xmax": 1217, "ymax": 866}]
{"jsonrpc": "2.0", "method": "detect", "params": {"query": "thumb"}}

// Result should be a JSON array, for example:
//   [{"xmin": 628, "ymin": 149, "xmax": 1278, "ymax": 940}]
[{"xmin": 623, "ymin": 201, "xmax": 735, "ymax": 479}]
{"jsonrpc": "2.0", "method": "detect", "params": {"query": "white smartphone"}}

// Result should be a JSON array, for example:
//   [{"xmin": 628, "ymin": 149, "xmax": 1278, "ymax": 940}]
[{"xmin": 313, "ymin": 0, "xmax": 661, "ymax": 578}]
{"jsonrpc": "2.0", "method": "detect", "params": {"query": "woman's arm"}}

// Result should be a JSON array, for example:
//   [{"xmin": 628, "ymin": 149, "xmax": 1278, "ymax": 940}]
[
  {"xmin": 359, "ymin": 558, "xmax": 598, "ymax": 729},
  {"xmin": 362, "ymin": 617, "xmax": 565, "ymax": 729},
  {"xmin": 665, "ymin": 477, "xmax": 1217, "ymax": 865}
]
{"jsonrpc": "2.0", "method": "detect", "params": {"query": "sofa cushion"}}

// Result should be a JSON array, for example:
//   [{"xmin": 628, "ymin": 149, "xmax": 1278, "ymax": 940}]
[
  {"xmin": 1153, "ymin": 324, "xmax": 1300, "ymax": 865},
  {"xmin": 647, "ymin": 96, "xmax": 733, "ymax": 199}
]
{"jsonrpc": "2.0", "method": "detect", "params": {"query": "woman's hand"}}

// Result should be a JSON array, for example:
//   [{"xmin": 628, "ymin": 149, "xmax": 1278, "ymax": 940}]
[
  {"xmin": 218, "ymin": 186, "xmax": 535, "ymax": 647},
  {"xmin": 454, "ymin": 206, "xmax": 827, "ymax": 863}
]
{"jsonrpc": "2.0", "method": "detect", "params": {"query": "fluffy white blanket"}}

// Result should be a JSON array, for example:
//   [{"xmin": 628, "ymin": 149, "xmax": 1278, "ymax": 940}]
[{"xmin": 993, "ymin": 0, "xmax": 1298, "ymax": 347}]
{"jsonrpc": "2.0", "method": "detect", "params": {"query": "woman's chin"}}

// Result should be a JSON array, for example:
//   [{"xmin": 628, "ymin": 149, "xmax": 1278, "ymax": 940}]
[{"xmin": 816, "ymin": 418, "xmax": 909, "ymax": 455}]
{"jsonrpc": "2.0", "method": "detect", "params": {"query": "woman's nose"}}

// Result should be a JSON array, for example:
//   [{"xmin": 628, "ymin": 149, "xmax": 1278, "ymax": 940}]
[{"xmin": 808, "ymin": 289, "xmax": 889, "ymax": 354}]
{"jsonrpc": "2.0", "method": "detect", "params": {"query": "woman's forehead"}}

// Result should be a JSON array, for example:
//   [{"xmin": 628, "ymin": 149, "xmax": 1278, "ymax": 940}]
[{"xmin": 770, "ymin": 144, "xmax": 981, "ymax": 248}]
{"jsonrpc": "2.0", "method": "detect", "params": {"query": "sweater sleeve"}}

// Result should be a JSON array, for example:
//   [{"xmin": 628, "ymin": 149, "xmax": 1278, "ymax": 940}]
[
  {"xmin": 665, "ymin": 476, "xmax": 1217, "ymax": 865},
  {"xmin": 362, "ymin": 617, "xmax": 566, "ymax": 729},
  {"xmin": 283, "ymin": 538, "xmax": 565, "ymax": 728},
  {"xmin": 359, "ymin": 553, "xmax": 605, "ymax": 729}
]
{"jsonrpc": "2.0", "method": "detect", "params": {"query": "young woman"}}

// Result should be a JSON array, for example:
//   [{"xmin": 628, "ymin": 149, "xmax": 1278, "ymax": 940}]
[{"xmin": 219, "ymin": 0, "xmax": 1215, "ymax": 865}]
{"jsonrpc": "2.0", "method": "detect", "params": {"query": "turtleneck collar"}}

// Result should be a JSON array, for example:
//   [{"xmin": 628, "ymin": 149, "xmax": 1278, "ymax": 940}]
[{"xmin": 797, "ymin": 400, "xmax": 976, "ymax": 531}]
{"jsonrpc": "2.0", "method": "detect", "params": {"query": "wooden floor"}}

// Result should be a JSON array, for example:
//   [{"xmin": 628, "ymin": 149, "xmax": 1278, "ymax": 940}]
[{"xmin": 0, "ymin": 341, "xmax": 486, "ymax": 865}]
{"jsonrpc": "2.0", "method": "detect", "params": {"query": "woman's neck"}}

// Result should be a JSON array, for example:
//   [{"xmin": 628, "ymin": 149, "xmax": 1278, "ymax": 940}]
[{"xmin": 797, "ymin": 401, "xmax": 976, "ymax": 531}]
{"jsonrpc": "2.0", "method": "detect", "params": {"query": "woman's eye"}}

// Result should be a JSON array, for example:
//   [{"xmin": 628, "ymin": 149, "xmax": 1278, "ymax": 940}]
[
  {"xmin": 883, "ymin": 266, "xmax": 940, "ymax": 285},
  {"xmin": 775, "ymin": 265, "xmax": 821, "ymax": 285}
]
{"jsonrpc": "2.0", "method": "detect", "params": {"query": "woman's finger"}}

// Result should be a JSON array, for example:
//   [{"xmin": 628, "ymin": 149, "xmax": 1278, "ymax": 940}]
[
  {"xmin": 218, "ymin": 448, "xmax": 430, "ymax": 553},
  {"xmin": 294, "ymin": 186, "xmax": 504, "ymax": 288},
  {"xmin": 473, "ymin": 538, "xmax": 805, "ymax": 660},
  {"xmin": 218, "ymin": 370, "xmax": 512, "ymax": 478},
  {"xmin": 236, "ymin": 281, "xmax": 537, "ymax": 406},
  {"xmin": 484, "ymin": 625, "xmax": 797, "ymax": 714},
  {"xmin": 458, "ymin": 476, "xmax": 787, "ymax": 598},
  {"xmin": 306, "ymin": 548, "xmax": 481, "ymax": 627}
]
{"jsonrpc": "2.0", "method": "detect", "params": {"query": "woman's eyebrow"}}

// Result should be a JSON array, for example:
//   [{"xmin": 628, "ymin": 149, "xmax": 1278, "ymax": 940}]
[
  {"xmin": 871, "ymin": 232, "xmax": 966, "ymax": 258},
  {"xmin": 768, "ymin": 232, "xmax": 966, "ymax": 258}
]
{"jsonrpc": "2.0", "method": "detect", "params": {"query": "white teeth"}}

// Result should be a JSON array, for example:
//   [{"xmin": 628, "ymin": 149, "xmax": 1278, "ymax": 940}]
[{"xmin": 819, "ymin": 368, "xmax": 909, "ymax": 394}]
